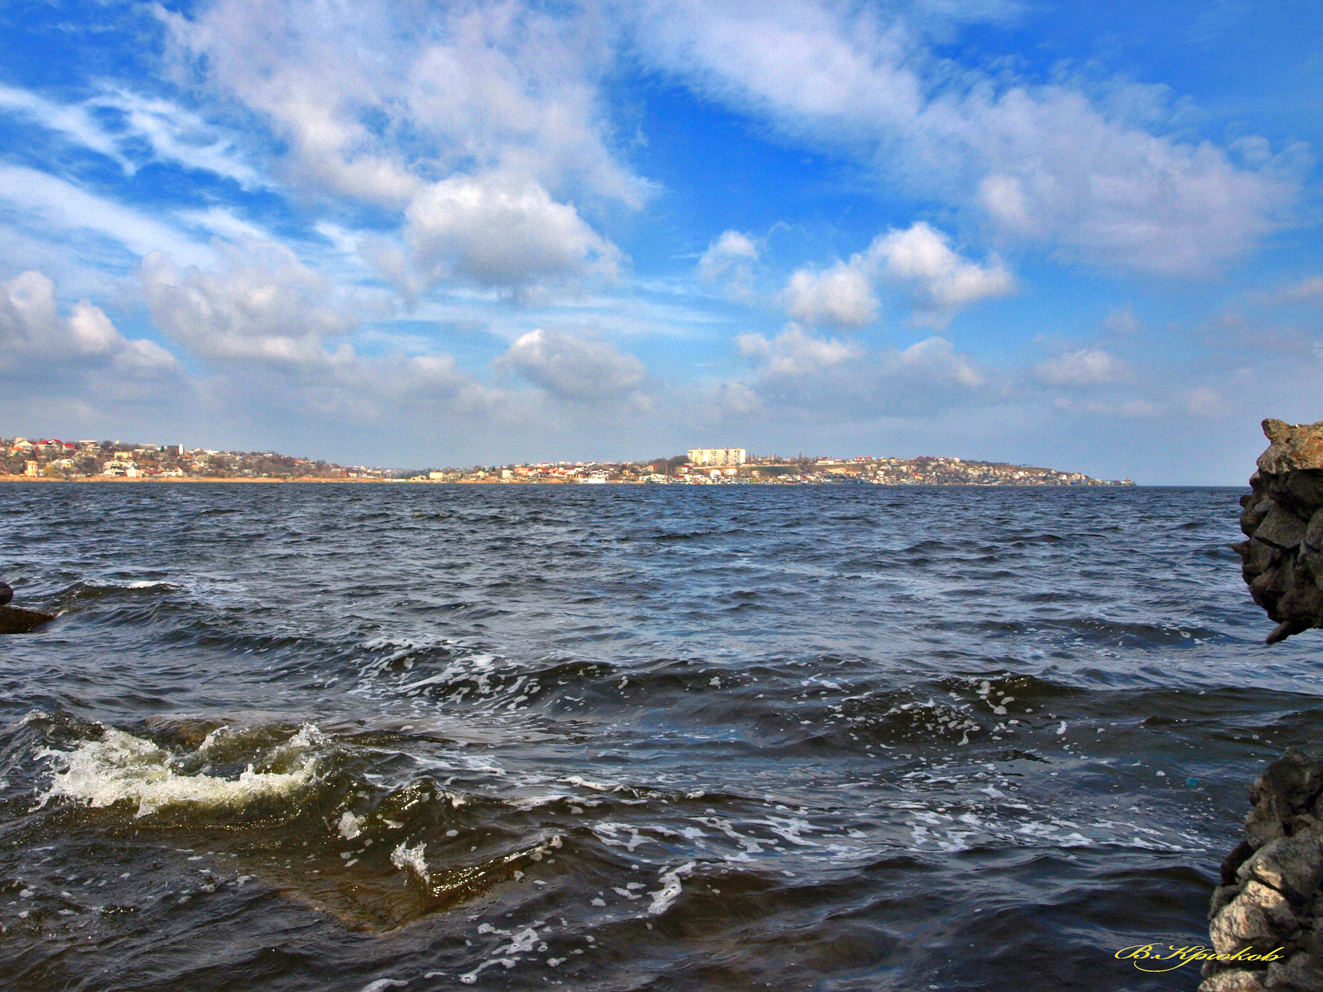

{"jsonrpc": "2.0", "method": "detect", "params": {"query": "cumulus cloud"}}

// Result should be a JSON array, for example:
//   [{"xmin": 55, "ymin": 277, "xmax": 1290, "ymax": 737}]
[
  {"xmin": 737, "ymin": 323, "xmax": 859, "ymax": 374},
  {"xmin": 139, "ymin": 239, "xmax": 508, "ymax": 429},
  {"xmin": 0, "ymin": 270, "xmax": 176, "ymax": 373},
  {"xmin": 699, "ymin": 230, "xmax": 760, "ymax": 296},
  {"xmin": 892, "ymin": 335, "xmax": 983, "ymax": 387},
  {"xmin": 635, "ymin": 0, "xmax": 1294, "ymax": 275},
  {"xmin": 500, "ymin": 328, "xmax": 647, "ymax": 400},
  {"xmin": 1033, "ymin": 348, "xmax": 1127, "ymax": 386},
  {"xmin": 864, "ymin": 222, "xmax": 1013, "ymax": 323},
  {"xmin": 159, "ymin": 1, "xmax": 645, "ymax": 297},
  {"xmin": 141, "ymin": 240, "xmax": 356, "ymax": 365},
  {"xmin": 781, "ymin": 264, "xmax": 877, "ymax": 328},
  {"xmin": 781, "ymin": 222, "xmax": 1009, "ymax": 328},
  {"xmin": 730, "ymin": 329, "xmax": 986, "ymax": 420},
  {"xmin": 278, "ymin": 351, "xmax": 503, "ymax": 425},
  {"xmin": 406, "ymin": 176, "xmax": 620, "ymax": 290}
]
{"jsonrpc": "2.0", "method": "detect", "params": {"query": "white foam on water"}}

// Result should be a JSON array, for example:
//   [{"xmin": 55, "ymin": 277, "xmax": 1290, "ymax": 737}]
[
  {"xmin": 648, "ymin": 862, "xmax": 695, "ymax": 916},
  {"xmin": 459, "ymin": 959, "xmax": 514, "ymax": 985},
  {"xmin": 126, "ymin": 580, "xmax": 174, "ymax": 590},
  {"xmin": 390, "ymin": 841, "xmax": 430, "ymax": 884},
  {"xmin": 339, "ymin": 810, "xmax": 363, "ymax": 840},
  {"xmin": 497, "ymin": 928, "xmax": 538, "ymax": 955},
  {"xmin": 36, "ymin": 724, "xmax": 322, "ymax": 818},
  {"xmin": 358, "ymin": 981, "xmax": 408, "ymax": 992},
  {"xmin": 561, "ymin": 775, "xmax": 619, "ymax": 792}
]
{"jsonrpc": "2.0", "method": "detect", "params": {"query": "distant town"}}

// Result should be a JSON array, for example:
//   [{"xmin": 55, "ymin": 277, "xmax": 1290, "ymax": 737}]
[{"xmin": 0, "ymin": 438, "xmax": 1134, "ymax": 486}]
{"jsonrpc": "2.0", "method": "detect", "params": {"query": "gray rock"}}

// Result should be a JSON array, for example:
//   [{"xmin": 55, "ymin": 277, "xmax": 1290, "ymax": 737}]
[
  {"xmin": 1306, "ymin": 509, "xmax": 1323, "ymax": 553},
  {"xmin": 1198, "ymin": 969, "xmax": 1267, "ymax": 992},
  {"xmin": 1258, "ymin": 505, "xmax": 1310, "ymax": 551},
  {"xmin": 1267, "ymin": 951, "xmax": 1323, "ymax": 991},
  {"xmin": 1244, "ymin": 497, "xmax": 1275, "ymax": 538},
  {"xmin": 1211, "ymin": 881, "xmax": 1300, "ymax": 956},
  {"xmin": 1214, "ymin": 883, "xmax": 1247, "ymax": 920},
  {"xmin": 1239, "ymin": 420, "xmax": 1323, "ymax": 642},
  {"xmin": 1209, "ymin": 751, "xmax": 1323, "ymax": 991},
  {"xmin": 1250, "ymin": 750, "xmax": 1323, "ymax": 835},
  {"xmin": 1237, "ymin": 830, "xmax": 1323, "ymax": 903}
]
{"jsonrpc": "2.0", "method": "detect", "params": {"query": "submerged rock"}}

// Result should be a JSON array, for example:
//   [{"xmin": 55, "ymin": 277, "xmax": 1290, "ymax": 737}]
[
  {"xmin": 1234, "ymin": 419, "xmax": 1323, "ymax": 643},
  {"xmin": 0, "ymin": 605, "xmax": 54, "ymax": 633},
  {"xmin": 1203, "ymin": 749, "xmax": 1323, "ymax": 992}
]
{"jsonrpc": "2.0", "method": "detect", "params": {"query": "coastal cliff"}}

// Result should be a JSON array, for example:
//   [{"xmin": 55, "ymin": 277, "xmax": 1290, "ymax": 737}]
[
  {"xmin": 1234, "ymin": 419, "xmax": 1323, "ymax": 644},
  {"xmin": 1201, "ymin": 750, "xmax": 1323, "ymax": 991}
]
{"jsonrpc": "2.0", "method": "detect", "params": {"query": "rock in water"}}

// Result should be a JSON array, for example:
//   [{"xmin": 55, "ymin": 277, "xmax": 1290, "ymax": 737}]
[
  {"xmin": 1203, "ymin": 749, "xmax": 1323, "ymax": 992},
  {"xmin": 0, "ymin": 605, "xmax": 54, "ymax": 634},
  {"xmin": 1233, "ymin": 419, "xmax": 1323, "ymax": 644}
]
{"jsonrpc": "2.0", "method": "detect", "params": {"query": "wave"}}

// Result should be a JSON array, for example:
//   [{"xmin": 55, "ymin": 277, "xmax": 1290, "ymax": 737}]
[{"xmin": 36, "ymin": 723, "xmax": 323, "ymax": 818}]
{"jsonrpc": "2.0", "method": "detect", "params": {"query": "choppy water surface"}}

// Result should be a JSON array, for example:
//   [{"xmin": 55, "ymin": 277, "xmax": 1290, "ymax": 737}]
[{"xmin": 0, "ymin": 483, "xmax": 1315, "ymax": 991}]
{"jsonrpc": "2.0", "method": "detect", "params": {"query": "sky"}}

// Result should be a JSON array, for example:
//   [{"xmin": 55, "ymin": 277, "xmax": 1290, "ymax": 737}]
[{"xmin": 1, "ymin": 0, "xmax": 1321, "ymax": 482}]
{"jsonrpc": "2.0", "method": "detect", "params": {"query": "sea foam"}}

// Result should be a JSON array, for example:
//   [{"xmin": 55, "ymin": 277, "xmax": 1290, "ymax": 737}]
[{"xmin": 37, "ymin": 724, "xmax": 322, "ymax": 818}]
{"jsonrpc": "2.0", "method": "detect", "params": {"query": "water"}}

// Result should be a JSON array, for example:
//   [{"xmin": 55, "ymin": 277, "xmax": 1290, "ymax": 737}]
[{"xmin": 0, "ymin": 482, "xmax": 1314, "ymax": 991}]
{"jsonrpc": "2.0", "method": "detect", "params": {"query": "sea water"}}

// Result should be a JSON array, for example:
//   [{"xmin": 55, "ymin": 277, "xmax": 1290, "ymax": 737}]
[{"xmin": 0, "ymin": 482, "xmax": 1311, "ymax": 990}]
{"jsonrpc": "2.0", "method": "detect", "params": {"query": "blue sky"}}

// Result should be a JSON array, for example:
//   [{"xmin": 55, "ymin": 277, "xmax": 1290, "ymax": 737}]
[{"xmin": 1, "ymin": 0, "xmax": 1320, "ymax": 482}]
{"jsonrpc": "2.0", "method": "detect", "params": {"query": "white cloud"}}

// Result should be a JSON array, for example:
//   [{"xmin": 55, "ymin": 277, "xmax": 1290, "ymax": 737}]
[
  {"xmin": 141, "ymin": 240, "xmax": 356, "ymax": 364},
  {"xmin": 1103, "ymin": 305, "xmax": 1142, "ymax": 336},
  {"xmin": 0, "ymin": 85, "xmax": 127, "ymax": 167},
  {"xmin": 781, "ymin": 264, "xmax": 877, "ymax": 328},
  {"xmin": 863, "ymin": 223, "xmax": 1013, "ymax": 324},
  {"xmin": 635, "ymin": 0, "xmax": 1293, "ymax": 275},
  {"xmin": 964, "ymin": 87, "xmax": 1290, "ymax": 273},
  {"xmin": 1117, "ymin": 400, "xmax": 1165, "ymax": 418},
  {"xmin": 174, "ymin": 207, "xmax": 276, "ymax": 245},
  {"xmin": 0, "ymin": 84, "xmax": 264, "ymax": 188},
  {"xmin": 500, "ymin": 328, "xmax": 647, "ymax": 401},
  {"xmin": 136, "ymin": 238, "xmax": 510, "ymax": 430},
  {"xmin": 406, "ymin": 175, "xmax": 620, "ymax": 290},
  {"xmin": 729, "ymin": 329, "xmax": 986, "ymax": 419},
  {"xmin": 892, "ymin": 335, "xmax": 982, "ymax": 387},
  {"xmin": 0, "ymin": 165, "xmax": 215, "ymax": 268},
  {"xmin": 1186, "ymin": 386, "xmax": 1222, "ymax": 416},
  {"xmin": 1033, "ymin": 348, "xmax": 1127, "ymax": 386},
  {"xmin": 1277, "ymin": 276, "xmax": 1323, "ymax": 305},
  {"xmin": 94, "ymin": 88, "xmax": 266, "ymax": 189},
  {"xmin": 0, "ymin": 270, "xmax": 176, "ymax": 373},
  {"xmin": 158, "ymin": 0, "xmax": 645, "ymax": 302},
  {"xmin": 781, "ymin": 222, "xmax": 1010, "ymax": 328},
  {"xmin": 162, "ymin": 0, "xmax": 646, "ymax": 208},
  {"xmin": 737, "ymin": 323, "xmax": 859, "ymax": 375},
  {"xmin": 699, "ymin": 230, "xmax": 760, "ymax": 295}
]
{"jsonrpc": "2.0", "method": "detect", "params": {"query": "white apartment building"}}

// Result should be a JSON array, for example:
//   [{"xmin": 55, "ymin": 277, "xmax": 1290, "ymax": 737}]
[{"xmin": 687, "ymin": 447, "xmax": 747, "ymax": 466}]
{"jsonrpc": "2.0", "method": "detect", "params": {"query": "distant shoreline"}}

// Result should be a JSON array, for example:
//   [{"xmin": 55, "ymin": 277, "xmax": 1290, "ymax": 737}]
[
  {"xmin": 0, "ymin": 475, "xmax": 380, "ymax": 484},
  {"xmin": 0, "ymin": 474, "xmax": 1153, "ymax": 487}
]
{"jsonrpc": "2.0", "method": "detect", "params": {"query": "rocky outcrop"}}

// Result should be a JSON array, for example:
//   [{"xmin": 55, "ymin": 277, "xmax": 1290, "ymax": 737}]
[
  {"xmin": 0, "ymin": 605, "xmax": 54, "ymax": 633},
  {"xmin": 1202, "ymin": 750, "xmax": 1323, "ymax": 991},
  {"xmin": 1234, "ymin": 419, "xmax": 1323, "ymax": 644}
]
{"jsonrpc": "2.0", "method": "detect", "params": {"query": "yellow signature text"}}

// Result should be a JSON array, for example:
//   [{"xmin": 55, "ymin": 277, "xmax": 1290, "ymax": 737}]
[{"xmin": 1115, "ymin": 944, "xmax": 1286, "ymax": 972}]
